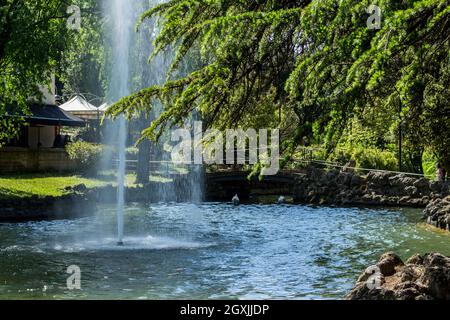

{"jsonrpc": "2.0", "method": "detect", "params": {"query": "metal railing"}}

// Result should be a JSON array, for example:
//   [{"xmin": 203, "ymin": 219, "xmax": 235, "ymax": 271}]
[
  {"xmin": 110, "ymin": 146, "xmax": 437, "ymax": 180},
  {"xmin": 290, "ymin": 146, "xmax": 436, "ymax": 179}
]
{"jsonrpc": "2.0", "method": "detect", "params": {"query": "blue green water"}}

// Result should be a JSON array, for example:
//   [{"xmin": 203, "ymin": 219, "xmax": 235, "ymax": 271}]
[{"xmin": 0, "ymin": 203, "xmax": 448, "ymax": 299}]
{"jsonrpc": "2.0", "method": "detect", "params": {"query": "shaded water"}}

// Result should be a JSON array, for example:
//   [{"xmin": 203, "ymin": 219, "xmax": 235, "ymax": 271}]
[{"xmin": 0, "ymin": 203, "xmax": 448, "ymax": 299}]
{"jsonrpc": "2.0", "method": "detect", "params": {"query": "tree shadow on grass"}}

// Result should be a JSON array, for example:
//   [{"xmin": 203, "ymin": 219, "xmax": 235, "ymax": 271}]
[{"xmin": 0, "ymin": 187, "xmax": 36, "ymax": 200}]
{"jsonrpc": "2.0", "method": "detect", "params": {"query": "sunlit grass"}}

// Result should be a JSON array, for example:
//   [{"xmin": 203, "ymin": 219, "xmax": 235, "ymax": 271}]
[
  {"xmin": 0, "ymin": 171, "xmax": 173, "ymax": 200},
  {"xmin": 0, "ymin": 174, "xmax": 109, "ymax": 199}
]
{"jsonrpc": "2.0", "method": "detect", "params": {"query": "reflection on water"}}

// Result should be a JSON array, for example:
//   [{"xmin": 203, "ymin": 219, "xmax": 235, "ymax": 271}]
[{"xmin": 0, "ymin": 203, "xmax": 448, "ymax": 299}]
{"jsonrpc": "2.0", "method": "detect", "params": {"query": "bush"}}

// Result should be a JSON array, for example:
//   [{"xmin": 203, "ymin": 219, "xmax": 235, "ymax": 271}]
[
  {"xmin": 422, "ymin": 150, "xmax": 437, "ymax": 178},
  {"xmin": 330, "ymin": 145, "xmax": 398, "ymax": 171},
  {"xmin": 352, "ymin": 147, "xmax": 398, "ymax": 171},
  {"xmin": 66, "ymin": 141, "xmax": 103, "ymax": 175}
]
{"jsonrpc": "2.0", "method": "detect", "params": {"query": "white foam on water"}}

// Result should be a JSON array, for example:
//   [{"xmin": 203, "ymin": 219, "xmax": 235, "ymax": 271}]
[
  {"xmin": 0, "ymin": 245, "xmax": 44, "ymax": 254},
  {"xmin": 49, "ymin": 235, "xmax": 215, "ymax": 252}
]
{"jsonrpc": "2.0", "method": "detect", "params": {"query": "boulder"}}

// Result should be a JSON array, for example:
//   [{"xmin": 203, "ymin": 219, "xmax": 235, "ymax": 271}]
[
  {"xmin": 430, "ymin": 181, "xmax": 443, "ymax": 193},
  {"xmin": 417, "ymin": 253, "xmax": 450, "ymax": 299},
  {"xmin": 423, "ymin": 197, "xmax": 450, "ymax": 231},
  {"xmin": 350, "ymin": 174, "xmax": 365, "ymax": 187},
  {"xmin": 347, "ymin": 252, "xmax": 450, "ymax": 300},
  {"xmin": 367, "ymin": 171, "xmax": 390, "ymax": 187},
  {"xmin": 377, "ymin": 252, "xmax": 404, "ymax": 276},
  {"xmin": 325, "ymin": 169, "xmax": 339, "ymax": 182},
  {"xmin": 406, "ymin": 254, "xmax": 424, "ymax": 265},
  {"xmin": 405, "ymin": 185, "xmax": 419, "ymax": 197},
  {"xmin": 399, "ymin": 196, "xmax": 411, "ymax": 205},
  {"xmin": 389, "ymin": 175, "xmax": 415, "ymax": 188},
  {"xmin": 414, "ymin": 178, "xmax": 430, "ymax": 192}
]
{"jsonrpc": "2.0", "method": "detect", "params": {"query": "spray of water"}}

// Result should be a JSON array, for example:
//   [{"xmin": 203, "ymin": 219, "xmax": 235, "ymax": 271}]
[
  {"xmin": 116, "ymin": 116, "xmax": 126, "ymax": 245},
  {"xmin": 102, "ymin": 0, "xmax": 204, "ymax": 246},
  {"xmin": 104, "ymin": 0, "xmax": 133, "ymax": 245}
]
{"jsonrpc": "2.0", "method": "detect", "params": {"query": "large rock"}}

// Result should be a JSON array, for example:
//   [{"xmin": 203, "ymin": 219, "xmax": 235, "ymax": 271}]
[
  {"xmin": 389, "ymin": 174, "xmax": 410, "ymax": 188},
  {"xmin": 350, "ymin": 174, "xmax": 365, "ymax": 187},
  {"xmin": 367, "ymin": 171, "xmax": 390, "ymax": 187},
  {"xmin": 377, "ymin": 252, "xmax": 404, "ymax": 276},
  {"xmin": 423, "ymin": 196, "xmax": 450, "ymax": 231},
  {"xmin": 347, "ymin": 252, "xmax": 450, "ymax": 300},
  {"xmin": 414, "ymin": 178, "xmax": 430, "ymax": 193},
  {"xmin": 430, "ymin": 181, "xmax": 443, "ymax": 193},
  {"xmin": 405, "ymin": 185, "xmax": 419, "ymax": 197}
]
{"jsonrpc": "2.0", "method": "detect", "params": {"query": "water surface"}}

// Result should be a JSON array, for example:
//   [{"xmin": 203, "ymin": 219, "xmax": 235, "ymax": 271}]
[{"xmin": 0, "ymin": 203, "xmax": 448, "ymax": 299}]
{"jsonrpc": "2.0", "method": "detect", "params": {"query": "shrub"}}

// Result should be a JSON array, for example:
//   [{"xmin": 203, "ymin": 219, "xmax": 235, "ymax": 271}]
[
  {"xmin": 66, "ymin": 141, "xmax": 103, "ymax": 175},
  {"xmin": 351, "ymin": 147, "xmax": 398, "ymax": 171},
  {"xmin": 330, "ymin": 145, "xmax": 398, "ymax": 171},
  {"xmin": 422, "ymin": 150, "xmax": 438, "ymax": 178}
]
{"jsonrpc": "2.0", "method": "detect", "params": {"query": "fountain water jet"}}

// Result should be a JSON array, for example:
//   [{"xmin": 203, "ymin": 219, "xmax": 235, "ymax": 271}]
[
  {"xmin": 116, "ymin": 115, "xmax": 126, "ymax": 245},
  {"xmin": 104, "ymin": 0, "xmax": 133, "ymax": 245},
  {"xmin": 102, "ymin": 0, "xmax": 204, "ymax": 246}
]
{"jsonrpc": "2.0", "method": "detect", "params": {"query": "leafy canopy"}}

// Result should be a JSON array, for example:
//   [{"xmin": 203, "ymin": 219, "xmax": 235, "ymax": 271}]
[
  {"xmin": 0, "ymin": 0, "xmax": 100, "ymax": 144},
  {"xmin": 106, "ymin": 0, "xmax": 450, "ymax": 167}
]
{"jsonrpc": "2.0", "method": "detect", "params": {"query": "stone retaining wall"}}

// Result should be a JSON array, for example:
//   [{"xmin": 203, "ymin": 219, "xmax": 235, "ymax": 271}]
[
  {"xmin": 0, "ymin": 147, "xmax": 77, "ymax": 173},
  {"xmin": 1, "ymin": 168, "xmax": 450, "ymax": 229},
  {"xmin": 0, "ymin": 193, "xmax": 95, "ymax": 222},
  {"xmin": 423, "ymin": 197, "xmax": 450, "ymax": 231},
  {"xmin": 293, "ymin": 167, "xmax": 449, "ymax": 208}
]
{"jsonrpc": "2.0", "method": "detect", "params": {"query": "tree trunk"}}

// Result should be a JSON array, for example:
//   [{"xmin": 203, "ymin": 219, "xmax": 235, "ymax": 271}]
[{"xmin": 136, "ymin": 113, "xmax": 151, "ymax": 184}]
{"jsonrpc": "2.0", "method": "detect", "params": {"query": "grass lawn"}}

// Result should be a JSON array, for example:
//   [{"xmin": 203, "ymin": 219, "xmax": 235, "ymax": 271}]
[
  {"xmin": 0, "ymin": 174, "xmax": 109, "ymax": 200},
  {"xmin": 0, "ymin": 171, "xmax": 174, "ymax": 200}
]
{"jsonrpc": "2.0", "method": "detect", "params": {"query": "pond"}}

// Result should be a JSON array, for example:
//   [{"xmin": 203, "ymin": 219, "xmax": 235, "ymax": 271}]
[{"xmin": 0, "ymin": 203, "xmax": 449, "ymax": 299}]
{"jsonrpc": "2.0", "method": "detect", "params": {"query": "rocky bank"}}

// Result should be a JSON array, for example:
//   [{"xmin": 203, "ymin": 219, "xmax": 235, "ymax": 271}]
[
  {"xmin": 293, "ymin": 167, "xmax": 450, "ymax": 231},
  {"xmin": 423, "ymin": 196, "xmax": 450, "ymax": 231},
  {"xmin": 293, "ymin": 167, "xmax": 450, "ymax": 207},
  {"xmin": 0, "ymin": 177, "xmax": 201, "ymax": 222},
  {"xmin": 2, "ymin": 168, "xmax": 450, "ymax": 228},
  {"xmin": 347, "ymin": 252, "xmax": 450, "ymax": 300},
  {"xmin": 0, "ymin": 192, "xmax": 95, "ymax": 222}
]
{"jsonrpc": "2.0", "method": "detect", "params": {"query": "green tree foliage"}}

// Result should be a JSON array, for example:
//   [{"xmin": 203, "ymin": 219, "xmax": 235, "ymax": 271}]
[
  {"xmin": 59, "ymin": 0, "xmax": 105, "ymax": 100},
  {"xmin": 107, "ymin": 0, "xmax": 309, "ymax": 141},
  {"xmin": 103, "ymin": 1, "xmax": 450, "ymax": 171},
  {"xmin": 0, "ymin": 0, "xmax": 70, "ymax": 142},
  {"xmin": 0, "ymin": 0, "xmax": 102, "ymax": 144},
  {"xmin": 290, "ymin": 0, "xmax": 450, "ymax": 170}
]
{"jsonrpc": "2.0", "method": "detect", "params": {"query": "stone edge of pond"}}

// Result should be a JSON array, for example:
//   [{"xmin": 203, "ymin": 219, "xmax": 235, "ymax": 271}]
[
  {"xmin": 346, "ymin": 252, "xmax": 450, "ymax": 300},
  {"xmin": 1, "ymin": 168, "xmax": 449, "ymax": 230},
  {"xmin": 293, "ymin": 167, "xmax": 450, "ymax": 232}
]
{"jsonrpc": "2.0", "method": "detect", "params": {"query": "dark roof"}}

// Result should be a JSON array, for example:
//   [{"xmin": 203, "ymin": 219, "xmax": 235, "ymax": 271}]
[{"xmin": 6, "ymin": 104, "xmax": 86, "ymax": 127}]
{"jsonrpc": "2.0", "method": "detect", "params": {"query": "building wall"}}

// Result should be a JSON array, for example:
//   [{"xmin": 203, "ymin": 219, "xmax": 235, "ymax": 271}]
[{"xmin": 0, "ymin": 148, "xmax": 77, "ymax": 173}]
